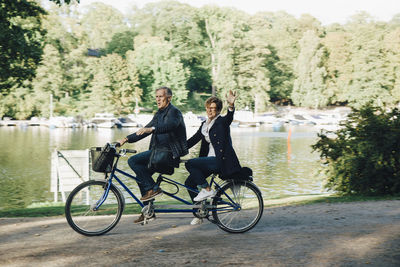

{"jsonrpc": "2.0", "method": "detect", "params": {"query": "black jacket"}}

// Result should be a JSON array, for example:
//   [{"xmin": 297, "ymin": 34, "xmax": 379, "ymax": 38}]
[
  {"xmin": 187, "ymin": 108, "xmax": 241, "ymax": 177},
  {"xmin": 126, "ymin": 104, "xmax": 188, "ymax": 161}
]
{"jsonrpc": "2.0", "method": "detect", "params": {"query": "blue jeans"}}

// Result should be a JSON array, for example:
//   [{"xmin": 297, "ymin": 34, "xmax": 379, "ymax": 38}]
[
  {"xmin": 185, "ymin": 157, "xmax": 219, "ymax": 201},
  {"xmin": 127, "ymin": 150, "xmax": 158, "ymax": 196}
]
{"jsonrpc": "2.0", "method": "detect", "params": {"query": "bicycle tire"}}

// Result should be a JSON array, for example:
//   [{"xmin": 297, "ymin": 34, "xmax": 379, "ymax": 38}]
[
  {"xmin": 212, "ymin": 180, "xmax": 263, "ymax": 233},
  {"xmin": 65, "ymin": 180, "xmax": 124, "ymax": 236}
]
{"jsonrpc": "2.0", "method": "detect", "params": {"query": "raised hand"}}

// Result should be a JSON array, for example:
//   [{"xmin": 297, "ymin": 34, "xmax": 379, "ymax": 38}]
[{"xmin": 226, "ymin": 90, "xmax": 237, "ymax": 107}]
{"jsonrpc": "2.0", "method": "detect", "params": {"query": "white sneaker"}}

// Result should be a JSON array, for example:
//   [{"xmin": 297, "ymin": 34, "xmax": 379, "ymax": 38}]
[
  {"xmin": 190, "ymin": 217, "xmax": 203, "ymax": 225},
  {"xmin": 193, "ymin": 189, "xmax": 216, "ymax": 202}
]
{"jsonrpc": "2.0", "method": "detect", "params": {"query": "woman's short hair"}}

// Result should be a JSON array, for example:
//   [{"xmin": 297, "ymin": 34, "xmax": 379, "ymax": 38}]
[{"xmin": 205, "ymin": 96, "xmax": 223, "ymax": 112}]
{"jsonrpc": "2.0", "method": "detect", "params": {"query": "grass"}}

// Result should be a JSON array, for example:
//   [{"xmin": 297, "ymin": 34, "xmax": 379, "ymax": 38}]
[
  {"xmin": 0, "ymin": 201, "xmax": 181, "ymax": 218},
  {"xmin": 0, "ymin": 195, "xmax": 399, "ymax": 218}
]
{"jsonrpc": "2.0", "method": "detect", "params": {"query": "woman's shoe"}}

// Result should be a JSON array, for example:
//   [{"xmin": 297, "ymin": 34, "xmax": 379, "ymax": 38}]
[
  {"xmin": 194, "ymin": 189, "xmax": 216, "ymax": 202},
  {"xmin": 190, "ymin": 217, "xmax": 203, "ymax": 225}
]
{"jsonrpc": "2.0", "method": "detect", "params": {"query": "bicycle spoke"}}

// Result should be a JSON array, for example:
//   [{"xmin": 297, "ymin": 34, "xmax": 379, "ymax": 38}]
[
  {"xmin": 65, "ymin": 180, "xmax": 123, "ymax": 236},
  {"xmin": 212, "ymin": 181, "xmax": 263, "ymax": 233}
]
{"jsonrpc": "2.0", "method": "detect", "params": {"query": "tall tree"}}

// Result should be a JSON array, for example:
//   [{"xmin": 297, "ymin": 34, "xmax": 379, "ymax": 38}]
[
  {"xmin": 31, "ymin": 44, "xmax": 64, "ymax": 117},
  {"xmin": 344, "ymin": 13, "xmax": 393, "ymax": 108},
  {"xmin": 322, "ymin": 27, "xmax": 352, "ymax": 105},
  {"xmin": 199, "ymin": 5, "xmax": 238, "ymax": 96},
  {"xmin": 80, "ymin": 2, "xmax": 127, "ymax": 49},
  {"xmin": 128, "ymin": 1, "xmax": 210, "ymax": 94},
  {"xmin": 292, "ymin": 30, "xmax": 328, "ymax": 108},
  {"xmin": 132, "ymin": 36, "xmax": 189, "ymax": 107},
  {"xmin": 0, "ymin": 0, "xmax": 46, "ymax": 94},
  {"xmin": 86, "ymin": 54, "xmax": 136, "ymax": 116}
]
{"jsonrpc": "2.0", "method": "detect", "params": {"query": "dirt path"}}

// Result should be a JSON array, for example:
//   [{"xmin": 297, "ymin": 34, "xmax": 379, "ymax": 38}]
[{"xmin": 1, "ymin": 200, "xmax": 399, "ymax": 267}]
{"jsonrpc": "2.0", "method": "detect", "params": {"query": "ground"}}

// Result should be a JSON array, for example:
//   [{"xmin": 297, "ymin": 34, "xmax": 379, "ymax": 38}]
[{"xmin": 0, "ymin": 200, "xmax": 399, "ymax": 267}]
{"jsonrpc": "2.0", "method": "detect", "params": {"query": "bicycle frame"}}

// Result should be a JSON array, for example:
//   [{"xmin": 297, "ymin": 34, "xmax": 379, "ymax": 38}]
[{"xmin": 96, "ymin": 153, "xmax": 239, "ymax": 213}]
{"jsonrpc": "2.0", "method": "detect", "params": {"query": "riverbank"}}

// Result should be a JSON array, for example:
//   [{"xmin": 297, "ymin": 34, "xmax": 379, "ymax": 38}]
[
  {"xmin": 1, "ymin": 198, "xmax": 399, "ymax": 266},
  {"xmin": 1, "ymin": 194, "xmax": 399, "ymax": 218}
]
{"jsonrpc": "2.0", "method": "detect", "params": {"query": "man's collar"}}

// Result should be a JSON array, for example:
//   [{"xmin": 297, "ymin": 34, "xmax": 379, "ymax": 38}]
[{"xmin": 158, "ymin": 102, "xmax": 171, "ymax": 112}]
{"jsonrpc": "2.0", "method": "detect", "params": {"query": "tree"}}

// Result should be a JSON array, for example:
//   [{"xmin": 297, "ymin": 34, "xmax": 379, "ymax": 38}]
[
  {"xmin": 31, "ymin": 44, "xmax": 64, "ymax": 117},
  {"xmin": 343, "ymin": 13, "xmax": 393, "ymax": 108},
  {"xmin": 126, "ymin": 50, "xmax": 142, "ymax": 110},
  {"xmin": 128, "ymin": 1, "xmax": 211, "ymax": 96},
  {"xmin": 132, "ymin": 36, "xmax": 189, "ymax": 107},
  {"xmin": 322, "ymin": 28, "xmax": 351, "ymax": 105},
  {"xmin": 104, "ymin": 30, "xmax": 137, "ymax": 58},
  {"xmin": 85, "ymin": 54, "xmax": 137, "ymax": 116},
  {"xmin": 0, "ymin": 0, "xmax": 46, "ymax": 93},
  {"xmin": 292, "ymin": 30, "xmax": 329, "ymax": 108},
  {"xmin": 198, "ymin": 5, "xmax": 238, "ymax": 96},
  {"xmin": 313, "ymin": 105, "xmax": 400, "ymax": 195},
  {"xmin": 383, "ymin": 27, "xmax": 400, "ymax": 104},
  {"xmin": 80, "ymin": 2, "xmax": 127, "ymax": 49}
]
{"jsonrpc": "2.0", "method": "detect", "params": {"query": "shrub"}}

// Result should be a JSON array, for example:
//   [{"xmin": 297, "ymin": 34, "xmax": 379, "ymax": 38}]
[{"xmin": 312, "ymin": 105, "xmax": 400, "ymax": 195}]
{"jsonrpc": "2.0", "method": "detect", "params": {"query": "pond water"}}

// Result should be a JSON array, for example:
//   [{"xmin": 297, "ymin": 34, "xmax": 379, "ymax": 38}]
[{"xmin": 0, "ymin": 125, "xmax": 326, "ymax": 210}]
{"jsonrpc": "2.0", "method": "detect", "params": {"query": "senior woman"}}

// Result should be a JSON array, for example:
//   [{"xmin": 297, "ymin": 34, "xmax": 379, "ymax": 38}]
[{"xmin": 185, "ymin": 90, "xmax": 241, "ymax": 225}]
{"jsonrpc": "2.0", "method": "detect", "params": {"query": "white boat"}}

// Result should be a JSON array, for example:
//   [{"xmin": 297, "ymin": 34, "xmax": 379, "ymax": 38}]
[
  {"xmin": 91, "ymin": 113, "xmax": 121, "ymax": 128},
  {"xmin": 118, "ymin": 116, "xmax": 141, "ymax": 127},
  {"xmin": 234, "ymin": 110, "xmax": 260, "ymax": 128},
  {"xmin": 46, "ymin": 116, "xmax": 80, "ymax": 128}
]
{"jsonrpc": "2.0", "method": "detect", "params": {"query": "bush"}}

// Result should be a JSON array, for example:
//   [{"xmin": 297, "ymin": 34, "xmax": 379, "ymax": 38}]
[{"xmin": 312, "ymin": 105, "xmax": 400, "ymax": 195}]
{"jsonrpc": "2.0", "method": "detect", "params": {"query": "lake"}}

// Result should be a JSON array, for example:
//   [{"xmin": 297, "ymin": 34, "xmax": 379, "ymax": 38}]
[{"xmin": 0, "ymin": 125, "xmax": 326, "ymax": 210}]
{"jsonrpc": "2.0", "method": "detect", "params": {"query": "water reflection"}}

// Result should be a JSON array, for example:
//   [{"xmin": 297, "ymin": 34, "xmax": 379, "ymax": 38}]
[{"xmin": 0, "ymin": 125, "xmax": 324, "ymax": 209}]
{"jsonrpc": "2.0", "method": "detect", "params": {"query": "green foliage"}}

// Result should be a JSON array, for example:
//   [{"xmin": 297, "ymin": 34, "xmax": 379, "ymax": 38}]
[
  {"xmin": 80, "ymin": 2, "xmax": 127, "ymax": 49},
  {"xmin": 0, "ymin": 0, "xmax": 46, "ymax": 94},
  {"xmin": 2, "ymin": 1, "xmax": 400, "ymax": 119},
  {"xmin": 104, "ymin": 30, "xmax": 137, "ymax": 57},
  {"xmin": 312, "ymin": 104, "xmax": 400, "ymax": 195},
  {"xmin": 132, "ymin": 36, "xmax": 189, "ymax": 107},
  {"xmin": 84, "ymin": 54, "xmax": 137, "ymax": 116},
  {"xmin": 292, "ymin": 30, "xmax": 328, "ymax": 108}
]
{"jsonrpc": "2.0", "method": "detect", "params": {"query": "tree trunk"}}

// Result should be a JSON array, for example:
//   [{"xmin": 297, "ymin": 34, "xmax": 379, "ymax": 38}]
[{"xmin": 205, "ymin": 18, "xmax": 218, "ymax": 96}]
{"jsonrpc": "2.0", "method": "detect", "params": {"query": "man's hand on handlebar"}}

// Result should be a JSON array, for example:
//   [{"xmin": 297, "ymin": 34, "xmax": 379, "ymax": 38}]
[{"xmin": 117, "ymin": 138, "xmax": 128, "ymax": 147}]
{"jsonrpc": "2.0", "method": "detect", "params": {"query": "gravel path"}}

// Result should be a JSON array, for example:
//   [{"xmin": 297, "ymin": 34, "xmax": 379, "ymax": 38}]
[{"xmin": 1, "ymin": 200, "xmax": 399, "ymax": 267}]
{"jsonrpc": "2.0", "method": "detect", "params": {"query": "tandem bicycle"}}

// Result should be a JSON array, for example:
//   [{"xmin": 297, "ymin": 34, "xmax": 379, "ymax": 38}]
[{"xmin": 65, "ymin": 143, "xmax": 264, "ymax": 236}]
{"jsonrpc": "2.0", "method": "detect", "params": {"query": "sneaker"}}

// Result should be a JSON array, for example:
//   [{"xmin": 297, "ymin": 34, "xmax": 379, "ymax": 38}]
[
  {"xmin": 193, "ymin": 189, "xmax": 216, "ymax": 202},
  {"xmin": 134, "ymin": 214, "xmax": 156, "ymax": 224},
  {"xmin": 140, "ymin": 188, "xmax": 163, "ymax": 201},
  {"xmin": 190, "ymin": 217, "xmax": 203, "ymax": 225}
]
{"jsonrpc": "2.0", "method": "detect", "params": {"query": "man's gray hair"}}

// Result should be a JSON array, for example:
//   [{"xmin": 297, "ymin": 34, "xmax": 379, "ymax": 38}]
[{"xmin": 156, "ymin": 86, "xmax": 173, "ymax": 97}]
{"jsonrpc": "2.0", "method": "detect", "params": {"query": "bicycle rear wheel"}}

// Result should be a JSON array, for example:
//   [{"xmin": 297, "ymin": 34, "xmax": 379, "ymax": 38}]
[
  {"xmin": 65, "ymin": 180, "xmax": 124, "ymax": 236},
  {"xmin": 212, "ymin": 180, "xmax": 263, "ymax": 233}
]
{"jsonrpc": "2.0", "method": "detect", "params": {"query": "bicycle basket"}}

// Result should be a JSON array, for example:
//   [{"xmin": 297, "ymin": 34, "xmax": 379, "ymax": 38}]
[{"xmin": 90, "ymin": 144, "xmax": 116, "ymax": 173}]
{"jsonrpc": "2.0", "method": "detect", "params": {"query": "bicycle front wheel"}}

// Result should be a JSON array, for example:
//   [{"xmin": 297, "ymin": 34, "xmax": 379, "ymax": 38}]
[
  {"xmin": 212, "ymin": 180, "xmax": 263, "ymax": 233},
  {"xmin": 65, "ymin": 180, "xmax": 124, "ymax": 236}
]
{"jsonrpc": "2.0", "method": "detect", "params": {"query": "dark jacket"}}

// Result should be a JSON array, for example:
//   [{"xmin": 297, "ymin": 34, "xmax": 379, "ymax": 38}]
[
  {"xmin": 126, "ymin": 104, "xmax": 188, "ymax": 161},
  {"xmin": 187, "ymin": 108, "xmax": 241, "ymax": 177}
]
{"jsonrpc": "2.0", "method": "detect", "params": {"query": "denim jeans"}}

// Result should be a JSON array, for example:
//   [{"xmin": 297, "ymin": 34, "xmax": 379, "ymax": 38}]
[
  {"xmin": 127, "ymin": 150, "xmax": 158, "ymax": 196},
  {"xmin": 185, "ymin": 157, "xmax": 219, "ymax": 201}
]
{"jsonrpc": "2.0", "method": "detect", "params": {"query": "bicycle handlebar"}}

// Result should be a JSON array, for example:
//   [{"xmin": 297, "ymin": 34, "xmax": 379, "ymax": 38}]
[{"xmin": 108, "ymin": 142, "xmax": 137, "ymax": 156}]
